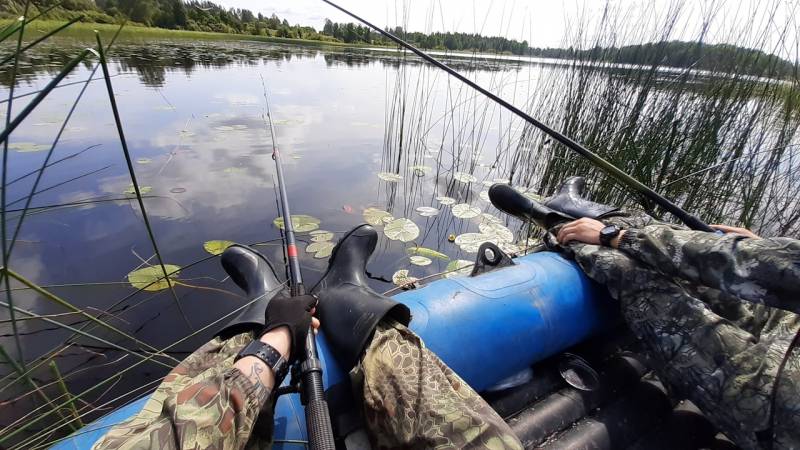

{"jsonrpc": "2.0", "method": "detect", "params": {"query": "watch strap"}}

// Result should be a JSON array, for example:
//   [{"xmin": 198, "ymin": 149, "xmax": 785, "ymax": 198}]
[
  {"xmin": 235, "ymin": 340, "xmax": 289, "ymax": 382},
  {"xmin": 599, "ymin": 225, "xmax": 621, "ymax": 247}
]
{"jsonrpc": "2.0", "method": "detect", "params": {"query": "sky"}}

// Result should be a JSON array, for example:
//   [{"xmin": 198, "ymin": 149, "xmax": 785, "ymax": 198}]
[{"xmin": 210, "ymin": 0, "xmax": 799, "ymax": 58}]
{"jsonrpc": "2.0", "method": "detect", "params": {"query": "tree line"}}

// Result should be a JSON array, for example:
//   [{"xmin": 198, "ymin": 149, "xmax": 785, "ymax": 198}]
[{"xmin": 0, "ymin": 1, "xmax": 795, "ymax": 78}]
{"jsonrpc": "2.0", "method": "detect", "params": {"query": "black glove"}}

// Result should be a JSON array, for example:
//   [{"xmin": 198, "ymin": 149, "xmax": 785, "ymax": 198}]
[{"xmin": 261, "ymin": 293, "xmax": 317, "ymax": 363}]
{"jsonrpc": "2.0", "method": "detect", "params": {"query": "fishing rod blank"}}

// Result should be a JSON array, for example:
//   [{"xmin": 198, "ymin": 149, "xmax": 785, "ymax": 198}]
[
  {"xmin": 320, "ymin": 0, "xmax": 714, "ymax": 232},
  {"xmin": 264, "ymin": 87, "xmax": 336, "ymax": 450}
]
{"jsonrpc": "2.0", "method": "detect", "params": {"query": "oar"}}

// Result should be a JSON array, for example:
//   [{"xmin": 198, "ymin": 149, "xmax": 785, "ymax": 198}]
[
  {"xmin": 319, "ymin": 0, "xmax": 714, "ymax": 232},
  {"xmin": 262, "ymin": 85, "xmax": 336, "ymax": 450}
]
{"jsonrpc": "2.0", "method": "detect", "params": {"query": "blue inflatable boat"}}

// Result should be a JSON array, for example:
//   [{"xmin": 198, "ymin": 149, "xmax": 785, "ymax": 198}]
[{"xmin": 53, "ymin": 242, "xmax": 616, "ymax": 449}]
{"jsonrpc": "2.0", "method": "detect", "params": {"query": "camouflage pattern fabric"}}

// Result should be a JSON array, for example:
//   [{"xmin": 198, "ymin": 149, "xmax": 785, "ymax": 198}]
[
  {"xmin": 549, "ymin": 215, "xmax": 800, "ymax": 450},
  {"xmin": 92, "ymin": 332, "xmax": 272, "ymax": 450},
  {"xmin": 359, "ymin": 321, "xmax": 523, "ymax": 450}
]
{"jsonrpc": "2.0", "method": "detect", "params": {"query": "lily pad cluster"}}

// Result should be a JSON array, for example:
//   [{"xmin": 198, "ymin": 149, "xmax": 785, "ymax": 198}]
[
  {"xmin": 306, "ymin": 230, "xmax": 335, "ymax": 259},
  {"xmin": 273, "ymin": 215, "xmax": 321, "ymax": 233},
  {"xmin": 203, "ymin": 240, "xmax": 234, "ymax": 256}
]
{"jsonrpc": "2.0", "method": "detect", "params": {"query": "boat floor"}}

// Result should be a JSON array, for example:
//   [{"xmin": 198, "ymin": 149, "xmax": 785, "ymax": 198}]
[{"xmin": 485, "ymin": 327, "xmax": 741, "ymax": 450}]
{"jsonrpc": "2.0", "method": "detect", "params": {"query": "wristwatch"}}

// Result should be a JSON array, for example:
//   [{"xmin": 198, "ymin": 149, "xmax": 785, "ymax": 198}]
[
  {"xmin": 599, "ymin": 224, "xmax": 621, "ymax": 247},
  {"xmin": 235, "ymin": 340, "xmax": 289, "ymax": 383}
]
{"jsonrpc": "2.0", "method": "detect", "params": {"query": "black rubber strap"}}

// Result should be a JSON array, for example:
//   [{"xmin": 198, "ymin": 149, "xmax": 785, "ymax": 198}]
[{"xmin": 235, "ymin": 340, "xmax": 289, "ymax": 382}]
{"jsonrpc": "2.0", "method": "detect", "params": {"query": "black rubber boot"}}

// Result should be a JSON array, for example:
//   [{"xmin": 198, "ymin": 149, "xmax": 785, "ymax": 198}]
[
  {"xmin": 311, "ymin": 224, "xmax": 411, "ymax": 371},
  {"xmin": 544, "ymin": 176, "xmax": 620, "ymax": 220},
  {"xmin": 489, "ymin": 176, "xmax": 622, "ymax": 228},
  {"xmin": 216, "ymin": 244, "xmax": 284, "ymax": 340}
]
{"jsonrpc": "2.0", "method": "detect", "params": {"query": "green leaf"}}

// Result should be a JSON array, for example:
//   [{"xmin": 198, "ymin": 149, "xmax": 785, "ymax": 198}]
[
  {"xmin": 445, "ymin": 260, "xmax": 473, "ymax": 278},
  {"xmin": 127, "ymin": 265, "xmax": 181, "ymax": 291},
  {"xmin": 436, "ymin": 196, "xmax": 456, "ymax": 206},
  {"xmin": 363, "ymin": 207, "xmax": 393, "ymax": 226},
  {"xmin": 9, "ymin": 142, "xmax": 49, "ymax": 153},
  {"xmin": 309, "ymin": 230, "xmax": 334, "ymax": 242},
  {"xmin": 203, "ymin": 240, "xmax": 235, "ymax": 255},
  {"xmin": 273, "ymin": 215, "xmax": 320, "ymax": 233},
  {"xmin": 479, "ymin": 190, "xmax": 490, "ymax": 202},
  {"xmin": 377, "ymin": 172, "xmax": 403, "ymax": 182},
  {"xmin": 410, "ymin": 165, "xmax": 432, "ymax": 176},
  {"xmin": 124, "ymin": 185, "xmax": 152, "ymax": 195},
  {"xmin": 416, "ymin": 206, "xmax": 439, "ymax": 217},
  {"xmin": 409, "ymin": 256, "xmax": 432, "ymax": 266},
  {"xmin": 406, "ymin": 246, "xmax": 449, "ymax": 260},
  {"xmin": 392, "ymin": 269, "xmax": 418, "ymax": 286},
  {"xmin": 479, "ymin": 223, "xmax": 514, "ymax": 242},
  {"xmin": 453, "ymin": 172, "xmax": 477, "ymax": 183},
  {"xmin": 452, "ymin": 204, "xmax": 481, "ymax": 219},
  {"xmin": 306, "ymin": 241, "xmax": 335, "ymax": 259},
  {"xmin": 383, "ymin": 218, "xmax": 420, "ymax": 242}
]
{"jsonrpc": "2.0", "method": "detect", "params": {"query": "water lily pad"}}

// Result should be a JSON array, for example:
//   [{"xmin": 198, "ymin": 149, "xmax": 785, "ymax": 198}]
[
  {"xmin": 273, "ymin": 215, "xmax": 320, "ymax": 233},
  {"xmin": 310, "ymin": 230, "xmax": 334, "ymax": 242},
  {"xmin": 498, "ymin": 242, "xmax": 522, "ymax": 255},
  {"xmin": 363, "ymin": 208, "xmax": 392, "ymax": 226},
  {"xmin": 306, "ymin": 241, "xmax": 335, "ymax": 258},
  {"xmin": 223, "ymin": 167, "xmax": 245, "ymax": 174},
  {"xmin": 136, "ymin": 158, "xmax": 152, "ymax": 164},
  {"xmin": 479, "ymin": 191, "xmax": 490, "ymax": 202},
  {"xmin": 127, "ymin": 265, "xmax": 181, "ymax": 291},
  {"xmin": 9, "ymin": 142, "xmax": 48, "ymax": 153},
  {"xmin": 204, "ymin": 240, "xmax": 234, "ymax": 255},
  {"xmin": 409, "ymin": 255, "xmax": 432, "ymax": 266},
  {"xmin": 445, "ymin": 260, "xmax": 473, "ymax": 278},
  {"xmin": 215, "ymin": 125, "xmax": 234, "ymax": 131},
  {"xmin": 170, "ymin": 187, "xmax": 187, "ymax": 194},
  {"xmin": 482, "ymin": 180, "xmax": 494, "ymax": 187},
  {"xmin": 377, "ymin": 172, "xmax": 403, "ymax": 182},
  {"xmin": 481, "ymin": 213, "xmax": 503, "ymax": 224},
  {"xmin": 453, "ymin": 172, "xmax": 477, "ymax": 183},
  {"xmin": 452, "ymin": 204, "xmax": 481, "ymax": 219},
  {"xmin": 407, "ymin": 246, "xmax": 449, "ymax": 260},
  {"xmin": 479, "ymin": 222, "xmax": 514, "ymax": 242},
  {"xmin": 124, "ymin": 185, "xmax": 152, "ymax": 195},
  {"xmin": 381, "ymin": 215, "xmax": 396, "ymax": 224},
  {"xmin": 392, "ymin": 269, "xmax": 418, "ymax": 286},
  {"xmin": 436, "ymin": 196, "xmax": 456, "ymax": 206},
  {"xmin": 384, "ymin": 218, "xmax": 420, "ymax": 242},
  {"xmin": 454, "ymin": 233, "xmax": 491, "ymax": 247},
  {"xmin": 493, "ymin": 178, "xmax": 510, "ymax": 184},
  {"xmin": 416, "ymin": 206, "xmax": 439, "ymax": 217}
]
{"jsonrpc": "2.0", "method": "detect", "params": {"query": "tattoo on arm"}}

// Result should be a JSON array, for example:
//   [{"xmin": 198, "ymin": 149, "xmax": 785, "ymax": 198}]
[{"xmin": 247, "ymin": 362, "xmax": 269, "ymax": 389}]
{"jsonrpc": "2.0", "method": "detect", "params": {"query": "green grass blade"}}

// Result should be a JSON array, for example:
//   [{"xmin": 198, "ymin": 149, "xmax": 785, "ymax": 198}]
[{"xmin": 93, "ymin": 31, "xmax": 193, "ymax": 332}]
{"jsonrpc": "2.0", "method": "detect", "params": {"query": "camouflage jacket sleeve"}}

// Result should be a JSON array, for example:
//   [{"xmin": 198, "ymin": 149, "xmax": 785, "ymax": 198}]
[
  {"xmin": 92, "ymin": 333, "xmax": 272, "ymax": 450},
  {"xmin": 617, "ymin": 225, "xmax": 800, "ymax": 313}
]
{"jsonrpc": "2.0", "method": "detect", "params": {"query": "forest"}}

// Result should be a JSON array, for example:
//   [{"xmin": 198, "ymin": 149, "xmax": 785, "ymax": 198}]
[{"xmin": 0, "ymin": 0, "xmax": 796, "ymax": 78}]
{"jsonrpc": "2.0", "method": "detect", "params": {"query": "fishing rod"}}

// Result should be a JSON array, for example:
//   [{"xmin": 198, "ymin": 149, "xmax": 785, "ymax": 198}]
[
  {"xmin": 320, "ymin": 0, "xmax": 714, "ymax": 232},
  {"xmin": 263, "ymin": 86, "xmax": 336, "ymax": 450}
]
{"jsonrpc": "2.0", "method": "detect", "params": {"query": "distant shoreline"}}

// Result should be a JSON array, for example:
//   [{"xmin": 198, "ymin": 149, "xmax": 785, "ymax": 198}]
[{"xmin": 4, "ymin": 20, "xmax": 393, "ymax": 50}]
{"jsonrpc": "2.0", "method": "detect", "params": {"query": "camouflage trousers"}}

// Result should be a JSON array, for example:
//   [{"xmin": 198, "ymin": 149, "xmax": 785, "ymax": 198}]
[
  {"xmin": 557, "ymin": 215, "xmax": 800, "ymax": 450},
  {"xmin": 94, "ymin": 324, "xmax": 521, "ymax": 450},
  {"xmin": 359, "ymin": 321, "xmax": 523, "ymax": 450}
]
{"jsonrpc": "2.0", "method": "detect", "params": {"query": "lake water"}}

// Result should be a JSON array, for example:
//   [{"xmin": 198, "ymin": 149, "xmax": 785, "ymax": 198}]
[
  {"xmin": 0, "ymin": 38, "xmax": 554, "ymax": 443},
  {"xmin": 1, "ymin": 36, "xmax": 797, "ymax": 445}
]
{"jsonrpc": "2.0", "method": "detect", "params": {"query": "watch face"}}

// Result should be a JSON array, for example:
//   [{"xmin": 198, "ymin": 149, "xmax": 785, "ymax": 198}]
[{"xmin": 600, "ymin": 225, "xmax": 618, "ymax": 237}]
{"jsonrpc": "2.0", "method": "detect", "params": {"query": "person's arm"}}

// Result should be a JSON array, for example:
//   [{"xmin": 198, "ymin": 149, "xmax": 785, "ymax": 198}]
[
  {"xmin": 556, "ymin": 218, "xmax": 800, "ymax": 313},
  {"xmin": 93, "ymin": 295, "xmax": 317, "ymax": 450}
]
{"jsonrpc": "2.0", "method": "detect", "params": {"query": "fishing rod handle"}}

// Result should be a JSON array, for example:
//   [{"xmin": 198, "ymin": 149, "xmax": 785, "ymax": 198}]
[{"xmin": 303, "ymin": 362, "xmax": 336, "ymax": 449}]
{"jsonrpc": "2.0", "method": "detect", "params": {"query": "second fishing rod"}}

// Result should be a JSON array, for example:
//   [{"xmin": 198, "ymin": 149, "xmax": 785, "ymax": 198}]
[
  {"xmin": 320, "ymin": 0, "xmax": 715, "ymax": 233},
  {"xmin": 264, "ymin": 87, "xmax": 336, "ymax": 450}
]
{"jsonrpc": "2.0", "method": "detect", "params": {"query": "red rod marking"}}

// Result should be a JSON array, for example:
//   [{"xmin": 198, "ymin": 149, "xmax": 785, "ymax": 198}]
[{"xmin": 287, "ymin": 244, "xmax": 298, "ymax": 257}]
